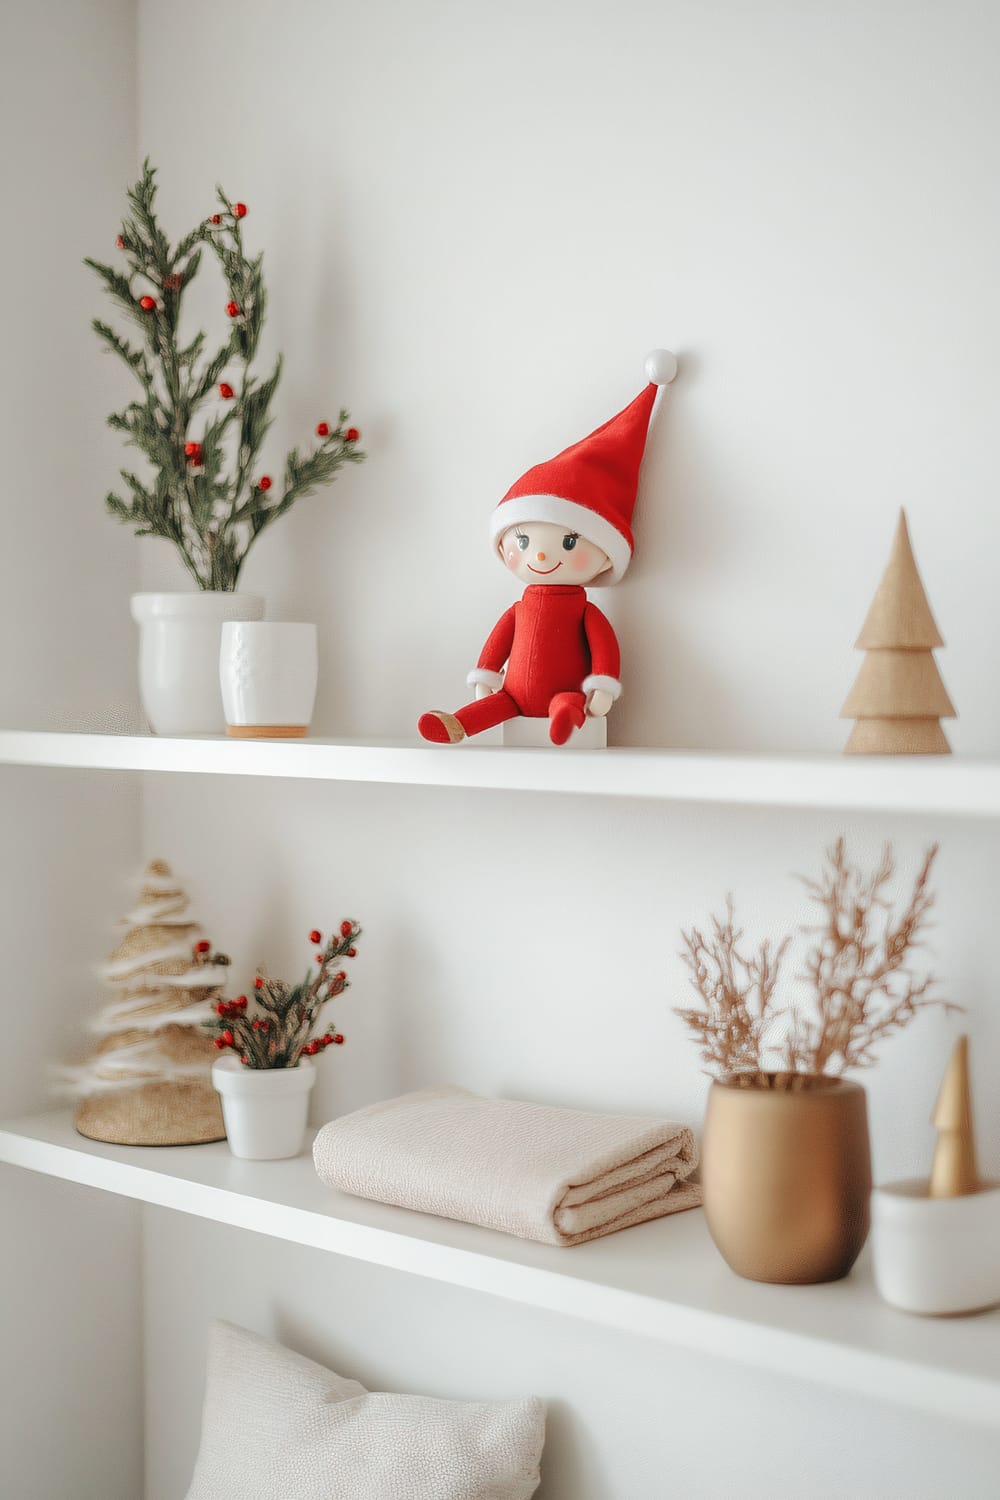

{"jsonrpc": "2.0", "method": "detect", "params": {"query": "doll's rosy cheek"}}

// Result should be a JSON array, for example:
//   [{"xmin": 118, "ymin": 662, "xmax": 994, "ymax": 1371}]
[
  {"xmin": 504, "ymin": 548, "xmax": 520, "ymax": 569},
  {"xmin": 570, "ymin": 547, "xmax": 593, "ymax": 573}
]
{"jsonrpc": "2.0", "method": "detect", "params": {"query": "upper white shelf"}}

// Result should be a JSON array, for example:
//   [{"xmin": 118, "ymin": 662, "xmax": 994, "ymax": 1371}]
[
  {"xmin": 1, "ymin": 1109, "xmax": 997, "ymax": 1429},
  {"xmin": 0, "ymin": 729, "xmax": 998, "ymax": 816}
]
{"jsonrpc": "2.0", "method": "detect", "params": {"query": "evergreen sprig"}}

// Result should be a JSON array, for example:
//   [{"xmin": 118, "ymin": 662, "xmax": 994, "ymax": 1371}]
[
  {"xmin": 86, "ymin": 160, "xmax": 365, "ymax": 591},
  {"xmin": 207, "ymin": 920, "xmax": 361, "ymax": 1069}
]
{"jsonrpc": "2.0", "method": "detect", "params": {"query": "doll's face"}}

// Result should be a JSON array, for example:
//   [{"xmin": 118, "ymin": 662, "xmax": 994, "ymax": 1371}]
[{"xmin": 500, "ymin": 522, "xmax": 612, "ymax": 586}]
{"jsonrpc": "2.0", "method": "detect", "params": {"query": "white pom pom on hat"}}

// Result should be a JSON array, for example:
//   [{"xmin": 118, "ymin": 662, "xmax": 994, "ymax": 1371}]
[
  {"xmin": 489, "ymin": 348, "xmax": 678, "ymax": 585},
  {"xmin": 644, "ymin": 348, "xmax": 678, "ymax": 385}
]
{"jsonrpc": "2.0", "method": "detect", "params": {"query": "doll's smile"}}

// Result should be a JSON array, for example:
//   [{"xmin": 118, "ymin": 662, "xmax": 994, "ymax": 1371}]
[{"xmin": 527, "ymin": 560, "xmax": 562, "ymax": 574}]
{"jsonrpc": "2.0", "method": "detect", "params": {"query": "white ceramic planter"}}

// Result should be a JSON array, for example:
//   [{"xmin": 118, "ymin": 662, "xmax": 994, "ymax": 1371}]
[
  {"xmin": 219, "ymin": 621, "xmax": 318, "ymax": 738},
  {"xmin": 871, "ymin": 1178, "xmax": 1000, "ymax": 1315},
  {"xmin": 212, "ymin": 1055, "xmax": 316, "ymax": 1160},
  {"xmin": 131, "ymin": 592, "xmax": 264, "ymax": 735}
]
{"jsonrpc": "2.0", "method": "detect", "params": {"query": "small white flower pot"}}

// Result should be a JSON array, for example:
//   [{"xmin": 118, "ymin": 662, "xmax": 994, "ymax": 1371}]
[
  {"xmin": 871, "ymin": 1179, "xmax": 1000, "ymax": 1315},
  {"xmin": 219, "ymin": 621, "xmax": 318, "ymax": 738},
  {"xmin": 131, "ymin": 592, "xmax": 265, "ymax": 735},
  {"xmin": 212, "ymin": 1055, "xmax": 316, "ymax": 1160}
]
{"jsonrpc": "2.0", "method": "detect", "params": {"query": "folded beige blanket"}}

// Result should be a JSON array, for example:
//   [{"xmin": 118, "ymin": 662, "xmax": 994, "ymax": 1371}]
[{"xmin": 313, "ymin": 1086, "xmax": 701, "ymax": 1247}]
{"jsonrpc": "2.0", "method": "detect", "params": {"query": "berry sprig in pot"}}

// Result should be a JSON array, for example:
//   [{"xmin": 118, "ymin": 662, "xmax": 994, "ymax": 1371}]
[{"xmin": 208, "ymin": 920, "xmax": 361, "ymax": 1069}]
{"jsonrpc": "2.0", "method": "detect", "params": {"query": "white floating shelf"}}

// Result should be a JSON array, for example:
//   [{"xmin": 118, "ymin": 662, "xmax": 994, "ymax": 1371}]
[
  {"xmin": 0, "ymin": 729, "xmax": 998, "ymax": 815},
  {"xmin": 1, "ymin": 1109, "xmax": 998, "ymax": 1427}
]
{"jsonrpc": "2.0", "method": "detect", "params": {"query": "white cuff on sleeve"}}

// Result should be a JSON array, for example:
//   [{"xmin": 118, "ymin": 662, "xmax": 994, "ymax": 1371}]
[
  {"xmin": 467, "ymin": 668, "xmax": 505, "ymax": 690},
  {"xmin": 582, "ymin": 674, "xmax": 622, "ymax": 701}
]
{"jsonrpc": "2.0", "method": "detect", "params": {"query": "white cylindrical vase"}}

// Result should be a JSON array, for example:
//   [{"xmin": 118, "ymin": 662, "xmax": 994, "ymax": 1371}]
[
  {"xmin": 131, "ymin": 592, "xmax": 265, "ymax": 735},
  {"xmin": 871, "ymin": 1179, "xmax": 1000, "ymax": 1315},
  {"xmin": 212, "ymin": 1055, "xmax": 316, "ymax": 1160},
  {"xmin": 220, "ymin": 621, "xmax": 318, "ymax": 738}
]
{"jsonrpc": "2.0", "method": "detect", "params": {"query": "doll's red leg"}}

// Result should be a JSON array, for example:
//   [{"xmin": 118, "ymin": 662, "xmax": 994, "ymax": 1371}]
[
  {"xmin": 418, "ymin": 690, "xmax": 520, "ymax": 743},
  {"xmin": 548, "ymin": 691, "xmax": 588, "ymax": 746}
]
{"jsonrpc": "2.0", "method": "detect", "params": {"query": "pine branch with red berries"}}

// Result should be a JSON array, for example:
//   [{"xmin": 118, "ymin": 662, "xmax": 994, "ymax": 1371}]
[
  {"xmin": 86, "ymin": 160, "xmax": 365, "ymax": 591},
  {"xmin": 207, "ymin": 920, "xmax": 361, "ymax": 1068}
]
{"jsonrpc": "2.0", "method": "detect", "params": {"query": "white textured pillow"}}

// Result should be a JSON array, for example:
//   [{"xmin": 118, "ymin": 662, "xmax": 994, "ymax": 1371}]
[{"xmin": 185, "ymin": 1320, "xmax": 545, "ymax": 1500}]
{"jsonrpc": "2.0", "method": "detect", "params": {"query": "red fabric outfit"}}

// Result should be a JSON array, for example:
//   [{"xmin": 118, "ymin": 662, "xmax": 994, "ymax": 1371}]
[{"xmin": 454, "ymin": 584, "xmax": 620, "ymax": 741}]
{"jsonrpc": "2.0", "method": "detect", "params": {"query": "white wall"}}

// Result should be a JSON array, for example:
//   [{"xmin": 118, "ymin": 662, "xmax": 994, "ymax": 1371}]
[
  {"xmin": 137, "ymin": 1, "xmax": 1000, "ymax": 1495},
  {"xmin": 0, "ymin": 4, "xmax": 143, "ymax": 1499}
]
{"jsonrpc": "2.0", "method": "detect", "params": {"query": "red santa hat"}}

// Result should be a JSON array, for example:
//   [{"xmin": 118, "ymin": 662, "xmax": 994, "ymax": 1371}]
[{"xmin": 488, "ymin": 349, "xmax": 677, "ymax": 586}]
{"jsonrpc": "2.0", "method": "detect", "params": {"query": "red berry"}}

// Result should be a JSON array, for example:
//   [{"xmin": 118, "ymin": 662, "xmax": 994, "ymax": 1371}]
[
  {"xmin": 195, "ymin": 938, "xmax": 211, "ymax": 952},
  {"xmin": 115, "ymin": 235, "xmax": 125, "ymax": 249},
  {"xmin": 215, "ymin": 1002, "xmax": 227, "ymax": 1015},
  {"xmin": 214, "ymin": 1037, "xmax": 225, "ymax": 1049},
  {"xmin": 233, "ymin": 202, "xmax": 247, "ymax": 218},
  {"xmin": 333, "ymin": 1034, "xmax": 345, "ymax": 1045},
  {"xmin": 340, "ymin": 920, "xmax": 353, "ymax": 937},
  {"xmin": 254, "ymin": 976, "xmax": 264, "ymax": 989},
  {"xmin": 225, "ymin": 300, "xmax": 240, "ymax": 317},
  {"xmin": 237, "ymin": 996, "xmax": 248, "ymax": 1008},
  {"xmin": 315, "ymin": 951, "xmax": 324, "ymax": 963},
  {"xmin": 221, "ymin": 1029, "xmax": 234, "ymax": 1045},
  {"xmin": 335, "ymin": 970, "xmax": 347, "ymax": 984},
  {"xmin": 219, "ymin": 382, "xmax": 234, "ymax": 399},
  {"xmin": 139, "ymin": 295, "xmax": 156, "ymax": 311},
  {"xmin": 345, "ymin": 427, "xmax": 360, "ymax": 443},
  {"xmin": 316, "ymin": 422, "xmax": 330, "ymax": 438},
  {"xmin": 257, "ymin": 475, "xmax": 272, "ymax": 491},
  {"xmin": 309, "ymin": 929, "xmax": 321, "ymax": 944},
  {"xmin": 347, "ymin": 947, "xmax": 356, "ymax": 958},
  {"xmin": 210, "ymin": 214, "xmax": 222, "ymax": 224},
  {"xmin": 240, "ymin": 1055, "xmax": 249, "ymax": 1065}
]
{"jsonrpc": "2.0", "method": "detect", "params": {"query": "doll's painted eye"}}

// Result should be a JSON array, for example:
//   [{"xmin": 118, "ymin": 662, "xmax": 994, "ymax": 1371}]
[
  {"xmin": 515, "ymin": 532, "xmax": 530, "ymax": 552},
  {"xmin": 562, "ymin": 533, "xmax": 579, "ymax": 551}
]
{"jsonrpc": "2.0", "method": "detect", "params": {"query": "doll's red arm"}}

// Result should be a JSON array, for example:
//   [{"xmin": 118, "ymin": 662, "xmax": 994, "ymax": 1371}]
[
  {"xmin": 581, "ymin": 602, "xmax": 622, "ymax": 699},
  {"xmin": 467, "ymin": 603, "xmax": 518, "ymax": 691}
]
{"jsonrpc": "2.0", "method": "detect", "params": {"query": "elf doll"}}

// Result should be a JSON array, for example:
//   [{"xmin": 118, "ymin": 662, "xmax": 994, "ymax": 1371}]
[{"xmin": 418, "ymin": 349, "xmax": 677, "ymax": 746}]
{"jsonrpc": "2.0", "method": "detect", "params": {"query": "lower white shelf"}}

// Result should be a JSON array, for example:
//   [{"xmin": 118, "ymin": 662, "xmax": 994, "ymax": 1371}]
[{"xmin": 1, "ymin": 1110, "xmax": 997, "ymax": 1428}]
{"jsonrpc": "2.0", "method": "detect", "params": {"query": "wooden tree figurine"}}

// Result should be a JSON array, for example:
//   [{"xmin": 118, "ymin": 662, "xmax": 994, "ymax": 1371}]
[
  {"xmin": 929, "ymin": 1034, "xmax": 980, "ymax": 1197},
  {"xmin": 841, "ymin": 509, "xmax": 956, "ymax": 754},
  {"xmin": 68, "ymin": 860, "xmax": 229, "ymax": 1146}
]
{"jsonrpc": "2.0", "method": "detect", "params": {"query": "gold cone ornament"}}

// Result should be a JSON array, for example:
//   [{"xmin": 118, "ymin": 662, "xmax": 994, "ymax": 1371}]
[
  {"xmin": 66, "ymin": 860, "xmax": 227, "ymax": 1145},
  {"xmin": 928, "ymin": 1033, "xmax": 980, "ymax": 1198},
  {"xmin": 841, "ymin": 510, "xmax": 956, "ymax": 754}
]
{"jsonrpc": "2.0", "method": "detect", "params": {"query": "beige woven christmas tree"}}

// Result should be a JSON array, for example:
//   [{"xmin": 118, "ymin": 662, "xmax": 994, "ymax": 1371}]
[
  {"xmin": 68, "ymin": 860, "xmax": 228, "ymax": 1145},
  {"xmin": 841, "ymin": 509, "xmax": 956, "ymax": 754}
]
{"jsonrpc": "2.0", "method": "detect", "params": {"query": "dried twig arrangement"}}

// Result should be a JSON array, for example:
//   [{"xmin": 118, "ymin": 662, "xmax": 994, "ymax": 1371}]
[{"xmin": 676, "ymin": 840, "xmax": 957, "ymax": 1079}]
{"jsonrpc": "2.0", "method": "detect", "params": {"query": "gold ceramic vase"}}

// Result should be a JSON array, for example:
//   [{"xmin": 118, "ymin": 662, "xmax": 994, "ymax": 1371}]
[{"xmin": 702, "ymin": 1073, "xmax": 872, "ymax": 1284}]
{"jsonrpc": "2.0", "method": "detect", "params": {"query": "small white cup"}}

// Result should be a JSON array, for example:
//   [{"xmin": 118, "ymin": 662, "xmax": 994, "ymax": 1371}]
[{"xmin": 220, "ymin": 621, "xmax": 318, "ymax": 738}]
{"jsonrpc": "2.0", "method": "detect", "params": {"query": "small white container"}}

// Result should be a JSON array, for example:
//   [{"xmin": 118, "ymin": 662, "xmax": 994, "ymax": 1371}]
[
  {"xmin": 131, "ymin": 592, "xmax": 265, "ymax": 735},
  {"xmin": 220, "ymin": 621, "xmax": 318, "ymax": 738},
  {"xmin": 212, "ymin": 1055, "xmax": 316, "ymax": 1160},
  {"xmin": 871, "ymin": 1178, "xmax": 1000, "ymax": 1316}
]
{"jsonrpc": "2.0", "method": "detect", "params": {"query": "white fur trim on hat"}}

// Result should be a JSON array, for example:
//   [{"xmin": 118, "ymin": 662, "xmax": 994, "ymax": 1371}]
[
  {"xmin": 489, "ymin": 494, "xmax": 632, "ymax": 586},
  {"xmin": 582, "ymin": 674, "xmax": 623, "ymax": 701},
  {"xmin": 467, "ymin": 668, "xmax": 504, "ymax": 690}
]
